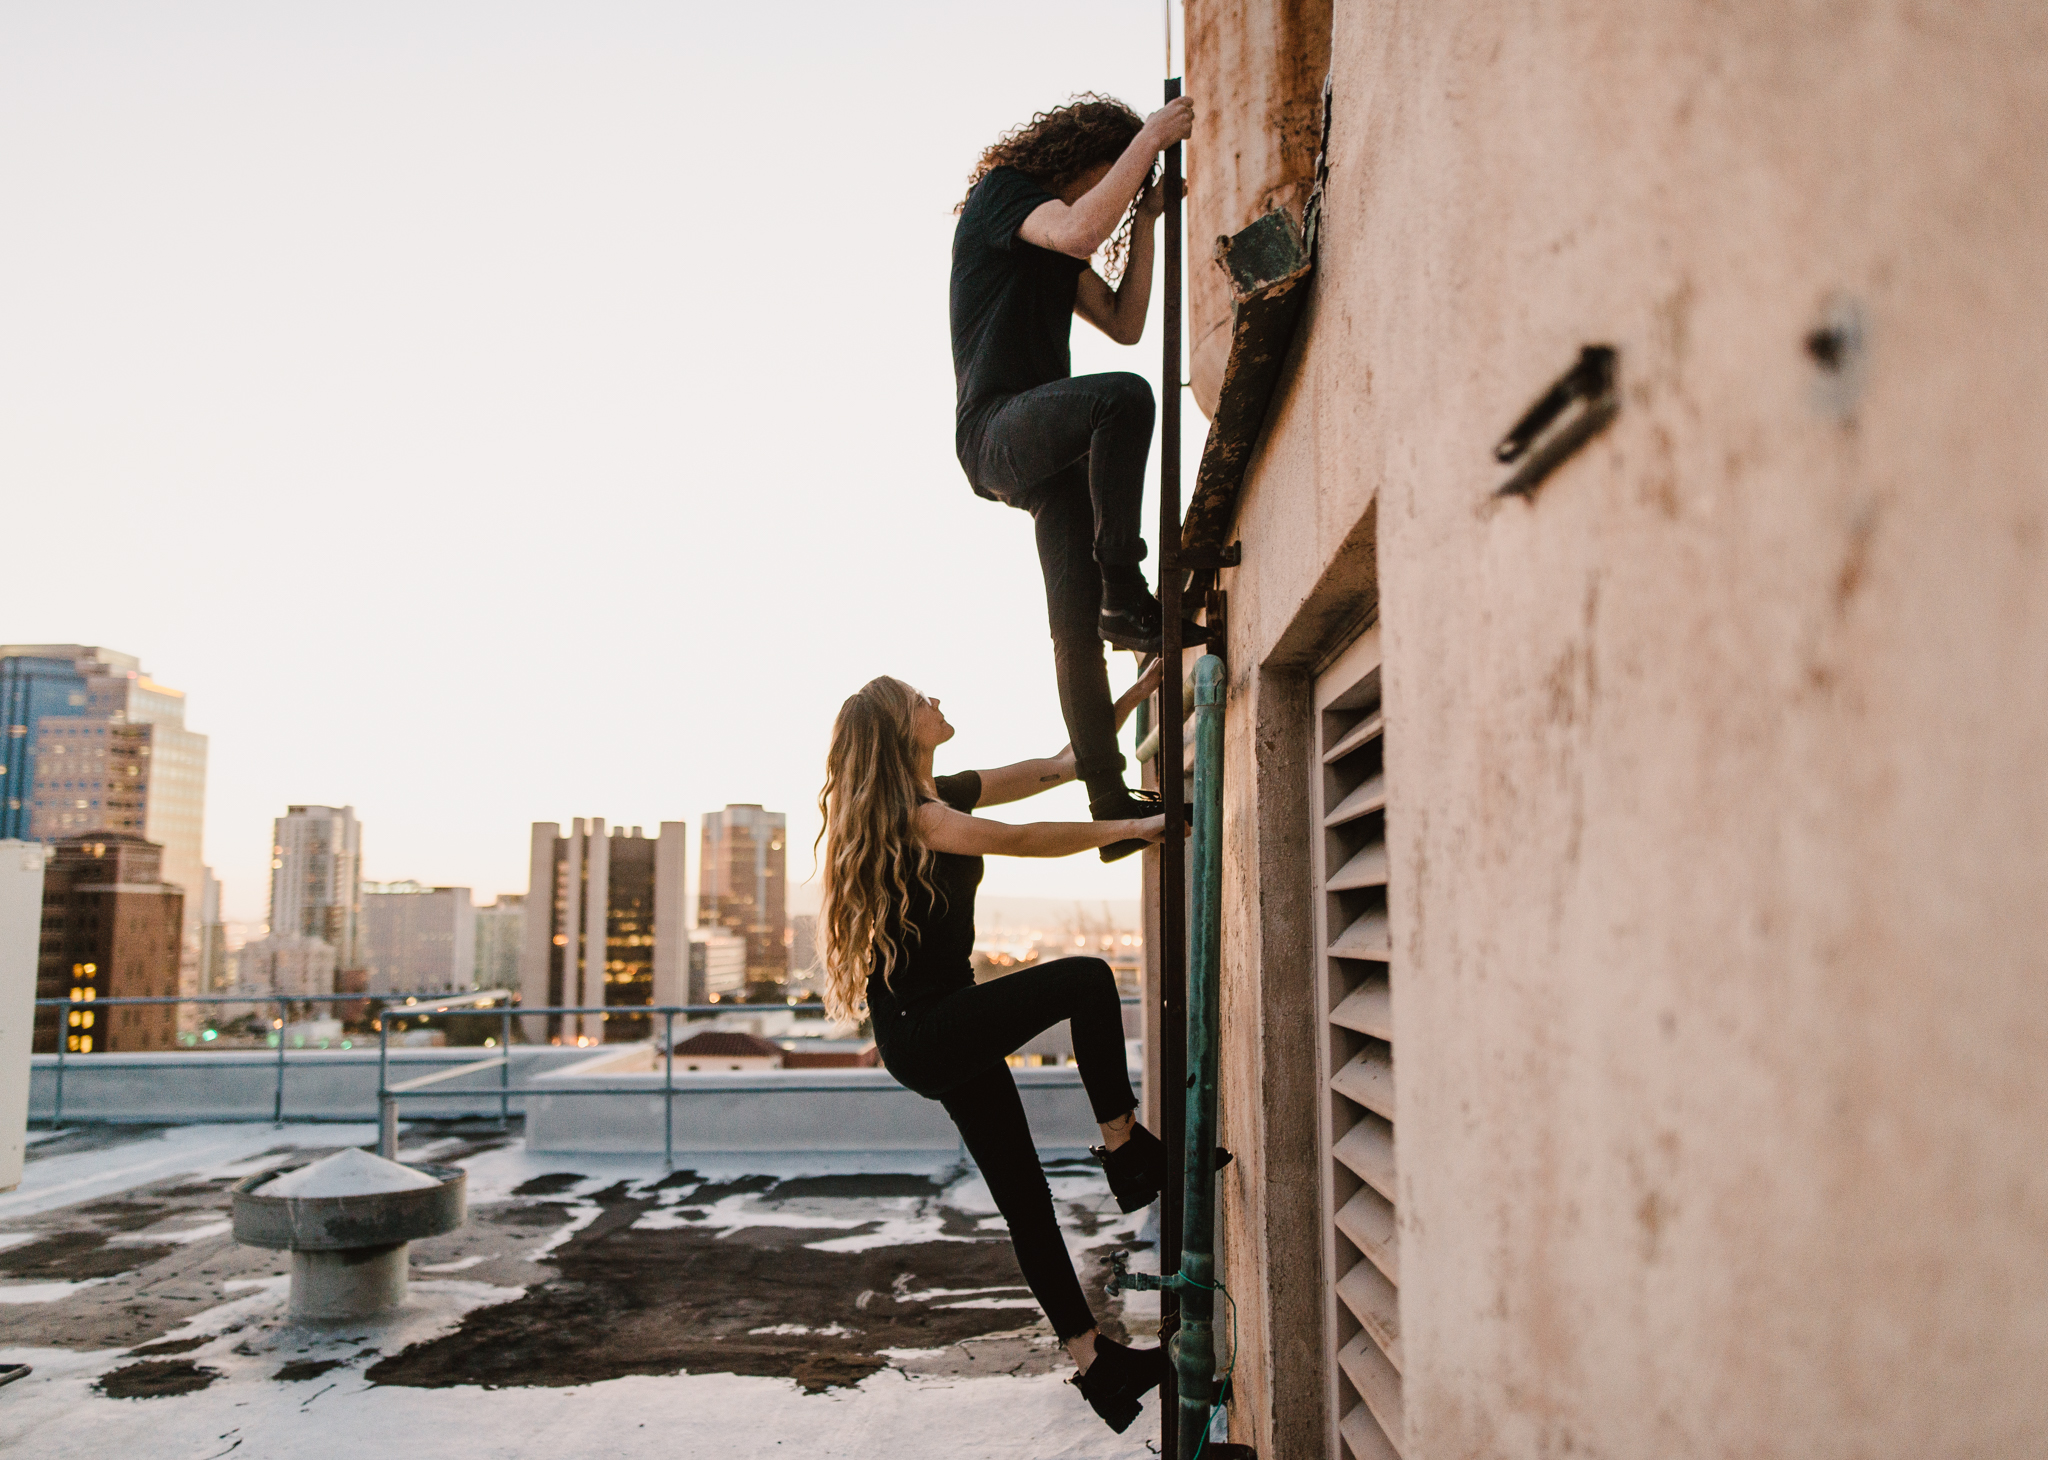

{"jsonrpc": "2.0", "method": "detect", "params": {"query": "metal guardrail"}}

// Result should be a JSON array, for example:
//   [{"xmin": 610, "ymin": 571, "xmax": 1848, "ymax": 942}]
[{"xmin": 33, "ymin": 989, "xmax": 1144, "ymax": 1171}]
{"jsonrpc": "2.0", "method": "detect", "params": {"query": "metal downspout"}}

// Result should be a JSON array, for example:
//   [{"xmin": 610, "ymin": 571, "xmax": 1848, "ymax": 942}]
[{"xmin": 1176, "ymin": 653, "xmax": 1225, "ymax": 1454}]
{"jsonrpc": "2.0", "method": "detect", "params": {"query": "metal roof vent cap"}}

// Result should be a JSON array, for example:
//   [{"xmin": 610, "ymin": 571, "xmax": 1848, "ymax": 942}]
[{"xmin": 232, "ymin": 1148, "xmax": 467, "ymax": 1320}]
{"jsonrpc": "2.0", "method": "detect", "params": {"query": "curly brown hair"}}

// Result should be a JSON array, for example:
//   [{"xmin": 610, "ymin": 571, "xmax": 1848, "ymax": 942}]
[{"xmin": 960, "ymin": 93, "xmax": 1153, "ymax": 284}]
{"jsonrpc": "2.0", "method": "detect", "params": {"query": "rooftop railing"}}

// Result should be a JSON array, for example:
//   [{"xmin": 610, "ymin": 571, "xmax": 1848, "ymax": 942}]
[{"xmin": 32, "ymin": 989, "xmax": 1142, "ymax": 1170}]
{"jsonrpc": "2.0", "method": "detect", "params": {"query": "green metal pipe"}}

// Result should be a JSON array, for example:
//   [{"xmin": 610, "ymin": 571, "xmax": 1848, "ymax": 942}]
[{"xmin": 1176, "ymin": 653, "xmax": 1225, "ymax": 1456}]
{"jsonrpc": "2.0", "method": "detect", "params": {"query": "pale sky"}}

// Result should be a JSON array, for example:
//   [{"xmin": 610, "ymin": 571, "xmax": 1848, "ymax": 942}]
[{"xmin": 1, "ymin": 2, "xmax": 1200, "ymax": 923}]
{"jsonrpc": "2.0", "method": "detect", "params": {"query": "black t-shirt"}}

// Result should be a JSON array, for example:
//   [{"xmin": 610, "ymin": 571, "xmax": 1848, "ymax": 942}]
[
  {"xmin": 949, "ymin": 167, "xmax": 1089, "ymax": 490},
  {"xmin": 865, "ymin": 771, "xmax": 985, "ymax": 1019}
]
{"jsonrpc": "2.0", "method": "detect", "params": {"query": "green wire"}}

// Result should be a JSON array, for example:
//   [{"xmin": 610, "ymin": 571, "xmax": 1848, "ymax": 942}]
[{"xmin": 1175, "ymin": 1272, "xmax": 1238, "ymax": 1460}]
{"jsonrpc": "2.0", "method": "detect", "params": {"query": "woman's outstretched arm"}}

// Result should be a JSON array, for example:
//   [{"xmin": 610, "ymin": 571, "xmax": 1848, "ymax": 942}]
[
  {"xmin": 974, "ymin": 658, "xmax": 1163, "ymax": 807},
  {"xmin": 917, "ymin": 802, "xmax": 1166, "ymax": 859}
]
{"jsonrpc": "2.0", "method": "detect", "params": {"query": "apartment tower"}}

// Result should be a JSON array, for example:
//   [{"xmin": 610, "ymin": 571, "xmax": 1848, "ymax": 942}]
[
  {"xmin": 268, "ymin": 805, "xmax": 362, "ymax": 967},
  {"xmin": 518, "ymin": 820, "xmax": 687, "ymax": 1043},
  {"xmin": 358, "ymin": 881, "xmax": 476, "ymax": 995}
]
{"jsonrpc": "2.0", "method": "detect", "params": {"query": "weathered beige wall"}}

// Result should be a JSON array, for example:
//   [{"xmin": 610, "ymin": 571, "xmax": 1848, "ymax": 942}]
[
  {"xmin": 1184, "ymin": 0, "xmax": 1330, "ymax": 416},
  {"xmin": 1200, "ymin": 1, "xmax": 2048, "ymax": 1455}
]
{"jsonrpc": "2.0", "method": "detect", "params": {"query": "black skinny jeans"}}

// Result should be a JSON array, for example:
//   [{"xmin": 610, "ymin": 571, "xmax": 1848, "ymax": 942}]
[
  {"xmin": 962, "ymin": 372, "xmax": 1156, "ymax": 787},
  {"xmin": 876, "ymin": 955, "xmax": 1137, "ymax": 1341}
]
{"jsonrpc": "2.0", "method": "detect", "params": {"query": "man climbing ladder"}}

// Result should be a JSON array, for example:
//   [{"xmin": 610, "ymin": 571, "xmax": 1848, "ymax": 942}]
[{"xmin": 950, "ymin": 91, "xmax": 1197, "ymax": 861}]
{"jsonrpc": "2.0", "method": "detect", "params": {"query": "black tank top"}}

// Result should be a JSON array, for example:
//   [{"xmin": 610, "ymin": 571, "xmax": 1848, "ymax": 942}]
[{"xmin": 866, "ymin": 771, "xmax": 984, "ymax": 1019}]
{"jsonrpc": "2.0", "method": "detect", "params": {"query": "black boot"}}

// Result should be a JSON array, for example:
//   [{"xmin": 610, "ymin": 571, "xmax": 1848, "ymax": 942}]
[
  {"xmin": 1099, "ymin": 570, "xmax": 1163, "ymax": 653},
  {"xmin": 1089, "ymin": 785, "xmax": 1158, "ymax": 864},
  {"xmin": 1092, "ymin": 1120, "xmax": 1165, "ymax": 1213},
  {"xmin": 1089, "ymin": 786, "xmax": 1193, "ymax": 864},
  {"xmin": 1073, "ymin": 1334, "xmax": 1164, "ymax": 1433}
]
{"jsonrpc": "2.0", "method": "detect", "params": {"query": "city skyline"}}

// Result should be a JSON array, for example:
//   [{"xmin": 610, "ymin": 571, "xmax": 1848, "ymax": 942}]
[{"xmin": 0, "ymin": 3, "xmax": 1173, "ymax": 929}]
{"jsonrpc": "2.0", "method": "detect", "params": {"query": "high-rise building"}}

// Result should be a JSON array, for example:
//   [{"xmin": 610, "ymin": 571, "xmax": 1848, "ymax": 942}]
[
  {"xmin": 0, "ymin": 646, "xmax": 209, "ymax": 1002},
  {"xmin": 683, "ymin": 931, "xmax": 749, "ymax": 1004},
  {"xmin": 237, "ymin": 934, "xmax": 336, "ymax": 1000},
  {"xmin": 0, "ymin": 656, "xmax": 90, "ymax": 839},
  {"xmin": 789, "ymin": 914, "xmax": 819, "ymax": 979},
  {"xmin": 698, "ymin": 805, "xmax": 788, "ymax": 995},
  {"xmin": 518, "ymin": 820, "xmax": 687, "ymax": 1043},
  {"xmin": 197, "ymin": 869, "xmax": 229, "ymax": 992},
  {"xmin": 268, "ymin": 806, "xmax": 362, "ymax": 966},
  {"xmin": 359, "ymin": 882, "xmax": 475, "ymax": 995},
  {"xmin": 33, "ymin": 834, "xmax": 183, "ymax": 1053},
  {"xmin": 473, "ymin": 894, "xmax": 523, "ymax": 991},
  {"xmin": 1, "ymin": 841, "xmax": 48, "ymax": 1192}
]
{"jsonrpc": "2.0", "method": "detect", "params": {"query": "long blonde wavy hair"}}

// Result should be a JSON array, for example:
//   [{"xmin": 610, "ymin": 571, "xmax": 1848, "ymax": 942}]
[{"xmin": 816, "ymin": 677, "xmax": 943, "ymax": 1023}]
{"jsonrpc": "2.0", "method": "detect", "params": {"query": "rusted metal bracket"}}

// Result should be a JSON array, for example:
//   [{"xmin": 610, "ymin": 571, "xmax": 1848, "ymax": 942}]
[
  {"xmin": 1178, "ymin": 211, "xmax": 1315, "ymax": 569},
  {"xmin": 1493, "ymin": 345, "xmax": 1619, "ymax": 499},
  {"xmin": 1204, "ymin": 588, "xmax": 1229, "ymax": 669},
  {"xmin": 1181, "ymin": 542, "xmax": 1242, "ymax": 571}
]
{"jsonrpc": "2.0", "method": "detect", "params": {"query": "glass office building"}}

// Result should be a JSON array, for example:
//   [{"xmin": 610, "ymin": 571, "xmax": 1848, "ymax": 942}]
[
  {"xmin": 0, "ymin": 653, "xmax": 91, "ymax": 840},
  {"xmin": 698, "ymin": 805, "xmax": 788, "ymax": 996},
  {"xmin": 1, "ymin": 646, "xmax": 209, "ymax": 1007}
]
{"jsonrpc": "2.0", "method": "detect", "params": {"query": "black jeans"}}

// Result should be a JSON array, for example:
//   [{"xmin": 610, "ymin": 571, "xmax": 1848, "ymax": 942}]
[
  {"xmin": 962, "ymin": 372, "xmax": 1156, "ymax": 787},
  {"xmin": 876, "ymin": 956, "xmax": 1138, "ymax": 1341}
]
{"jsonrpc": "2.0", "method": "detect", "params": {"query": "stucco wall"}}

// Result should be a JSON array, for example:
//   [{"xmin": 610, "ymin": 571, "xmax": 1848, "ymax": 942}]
[
  {"xmin": 1184, "ymin": 0, "xmax": 1330, "ymax": 417},
  {"xmin": 1198, "ymin": 2, "xmax": 2048, "ymax": 1456}
]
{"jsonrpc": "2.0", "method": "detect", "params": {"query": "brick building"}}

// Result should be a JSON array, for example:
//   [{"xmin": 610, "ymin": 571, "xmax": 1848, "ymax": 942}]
[{"xmin": 34, "ymin": 833, "xmax": 183, "ymax": 1053}]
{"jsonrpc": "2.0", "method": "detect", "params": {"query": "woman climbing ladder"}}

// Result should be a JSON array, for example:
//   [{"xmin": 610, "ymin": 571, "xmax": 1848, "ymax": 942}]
[
  {"xmin": 950, "ymin": 92, "xmax": 1196, "ymax": 860},
  {"xmin": 816, "ymin": 669, "xmax": 1175, "ymax": 1432}
]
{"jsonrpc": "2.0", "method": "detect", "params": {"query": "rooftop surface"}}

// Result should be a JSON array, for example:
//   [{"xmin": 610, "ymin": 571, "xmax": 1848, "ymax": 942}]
[{"xmin": 0, "ymin": 1122, "xmax": 1164, "ymax": 1459}]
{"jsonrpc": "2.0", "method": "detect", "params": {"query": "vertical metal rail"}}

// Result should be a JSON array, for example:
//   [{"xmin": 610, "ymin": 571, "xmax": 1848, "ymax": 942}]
[
  {"xmin": 662, "ymin": 1008, "xmax": 676, "ymax": 1170},
  {"xmin": 272, "ymin": 996, "xmax": 288, "ymax": 1125},
  {"xmin": 1177, "ymin": 654, "xmax": 1225, "ymax": 1453},
  {"xmin": 377, "ymin": 1002, "xmax": 395, "ymax": 1159},
  {"xmin": 498, "ymin": 1003, "xmax": 513, "ymax": 1129},
  {"xmin": 1157, "ymin": 69, "xmax": 1188, "ymax": 1460},
  {"xmin": 52, "ymin": 996, "xmax": 71, "ymax": 1129}
]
